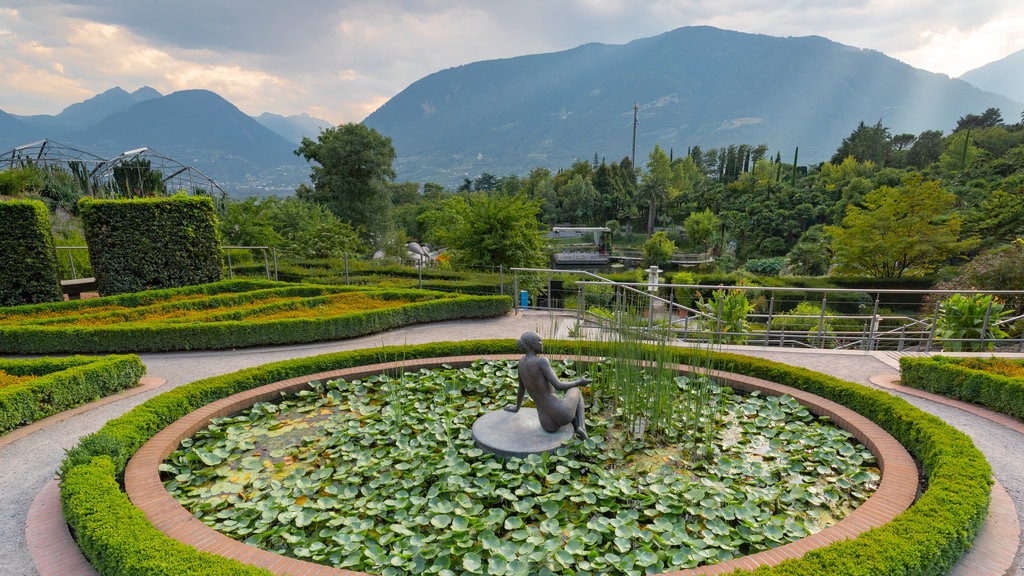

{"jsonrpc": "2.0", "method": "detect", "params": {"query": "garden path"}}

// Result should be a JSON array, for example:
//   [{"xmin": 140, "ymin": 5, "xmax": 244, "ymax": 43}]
[{"xmin": 1, "ymin": 310, "xmax": 1021, "ymax": 576}]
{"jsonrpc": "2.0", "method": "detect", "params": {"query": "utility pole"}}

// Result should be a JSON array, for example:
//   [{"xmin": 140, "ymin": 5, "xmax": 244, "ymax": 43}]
[{"xmin": 631, "ymin": 102, "xmax": 639, "ymax": 169}]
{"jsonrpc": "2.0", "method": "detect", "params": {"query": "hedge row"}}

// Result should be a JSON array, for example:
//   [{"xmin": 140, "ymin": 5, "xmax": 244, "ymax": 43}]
[
  {"xmin": 79, "ymin": 196, "xmax": 223, "ymax": 296},
  {"xmin": 0, "ymin": 354, "xmax": 145, "ymax": 435},
  {"xmin": 0, "ymin": 280, "xmax": 513, "ymax": 354},
  {"xmin": 900, "ymin": 355, "xmax": 1024, "ymax": 420},
  {"xmin": 59, "ymin": 340, "xmax": 991, "ymax": 576},
  {"xmin": 0, "ymin": 199, "xmax": 63, "ymax": 307}
]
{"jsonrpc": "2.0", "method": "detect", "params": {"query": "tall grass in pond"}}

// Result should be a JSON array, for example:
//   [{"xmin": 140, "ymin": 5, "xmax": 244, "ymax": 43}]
[{"xmin": 589, "ymin": 285, "xmax": 724, "ymax": 455}]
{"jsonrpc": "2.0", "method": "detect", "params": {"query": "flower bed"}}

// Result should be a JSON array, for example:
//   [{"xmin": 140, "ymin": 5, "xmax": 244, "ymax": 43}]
[
  {"xmin": 59, "ymin": 340, "xmax": 991, "ymax": 576},
  {"xmin": 0, "ymin": 279, "xmax": 512, "ymax": 354},
  {"xmin": 0, "ymin": 355, "xmax": 145, "ymax": 435},
  {"xmin": 900, "ymin": 355, "xmax": 1024, "ymax": 420}
]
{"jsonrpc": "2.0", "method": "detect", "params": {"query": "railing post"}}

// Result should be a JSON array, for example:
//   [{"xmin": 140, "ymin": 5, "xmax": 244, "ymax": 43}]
[
  {"xmin": 981, "ymin": 297, "xmax": 994, "ymax": 351},
  {"xmin": 816, "ymin": 295, "xmax": 827, "ymax": 349},
  {"xmin": 925, "ymin": 301, "xmax": 941, "ymax": 352},
  {"xmin": 513, "ymin": 272, "xmax": 520, "ymax": 314},
  {"xmin": 869, "ymin": 294, "xmax": 881, "ymax": 351},
  {"xmin": 765, "ymin": 293, "xmax": 775, "ymax": 346},
  {"xmin": 226, "ymin": 251, "xmax": 234, "ymax": 279},
  {"xmin": 577, "ymin": 282, "xmax": 584, "ymax": 325}
]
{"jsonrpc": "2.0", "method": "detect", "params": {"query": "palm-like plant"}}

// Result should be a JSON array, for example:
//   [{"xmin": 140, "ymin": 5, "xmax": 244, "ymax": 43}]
[{"xmin": 934, "ymin": 293, "xmax": 1011, "ymax": 351}]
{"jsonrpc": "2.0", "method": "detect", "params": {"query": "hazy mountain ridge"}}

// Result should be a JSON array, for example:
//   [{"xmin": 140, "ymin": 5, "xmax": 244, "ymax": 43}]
[
  {"xmin": 365, "ymin": 26, "xmax": 1021, "ymax": 185},
  {"xmin": 1, "ymin": 88, "xmax": 313, "ymax": 195},
  {"xmin": 959, "ymin": 49, "xmax": 1024, "ymax": 104},
  {"xmin": 2, "ymin": 26, "xmax": 1021, "ymax": 193}
]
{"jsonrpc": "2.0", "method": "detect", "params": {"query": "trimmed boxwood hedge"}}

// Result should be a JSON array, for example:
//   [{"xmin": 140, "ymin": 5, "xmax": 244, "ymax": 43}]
[
  {"xmin": 0, "ymin": 279, "xmax": 513, "ymax": 354},
  {"xmin": 0, "ymin": 355, "xmax": 145, "ymax": 435},
  {"xmin": 79, "ymin": 195, "xmax": 223, "ymax": 296},
  {"xmin": 0, "ymin": 199, "xmax": 64, "ymax": 307},
  {"xmin": 59, "ymin": 340, "xmax": 991, "ymax": 576},
  {"xmin": 900, "ymin": 355, "xmax": 1024, "ymax": 420}
]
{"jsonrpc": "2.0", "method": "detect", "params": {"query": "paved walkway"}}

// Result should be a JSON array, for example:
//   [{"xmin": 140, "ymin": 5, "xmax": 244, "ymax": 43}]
[{"xmin": 2, "ymin": 311, "xmax": 1022, "ymax": 576}]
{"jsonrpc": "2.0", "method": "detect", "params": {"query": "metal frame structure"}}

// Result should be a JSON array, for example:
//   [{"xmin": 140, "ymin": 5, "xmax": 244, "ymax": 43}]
[{"xmin": 1, "ymin": 140, "xmax": 225, "ymax": 200}]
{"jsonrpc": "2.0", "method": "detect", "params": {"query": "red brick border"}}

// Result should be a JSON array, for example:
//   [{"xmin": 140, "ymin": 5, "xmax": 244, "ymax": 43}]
[{"xmin": 125, "ymin": 356, "xmax": 918, "ymax": 576}]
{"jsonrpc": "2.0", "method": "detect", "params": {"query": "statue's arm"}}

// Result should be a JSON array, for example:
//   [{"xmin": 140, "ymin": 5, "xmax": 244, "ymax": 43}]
[
  {"xmin": 542, "ymin": 358, "xmax": 592, "ymax": 391},
  {"xmin": 504, "ymin": 379, "xmax": 525, "ymax": 412}
]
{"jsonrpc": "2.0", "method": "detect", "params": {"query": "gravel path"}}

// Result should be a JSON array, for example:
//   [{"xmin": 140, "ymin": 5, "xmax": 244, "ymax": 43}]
[{"xmin": 1, "ymin": 312, "xmax": 1021, "ymax": 575}]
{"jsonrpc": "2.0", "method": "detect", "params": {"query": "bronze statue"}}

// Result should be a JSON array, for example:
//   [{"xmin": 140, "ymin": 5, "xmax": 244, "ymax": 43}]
[{"xmin": 505, "ymin": 331, "xmax": 591, "ymax": 439}]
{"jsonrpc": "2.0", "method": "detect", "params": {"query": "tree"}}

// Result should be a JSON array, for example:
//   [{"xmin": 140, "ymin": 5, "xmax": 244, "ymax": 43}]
[
  {"xmin": 422, "ymin": 192, "xmax": 548, "ymax": 270},
  {"xmin": 683, "ymin": 208, "xmax": 720, "ymax": 253},
  {"xmin": 642, "ymin": 231, "xmax": 675, "ymax": 268},
  {"xmin": 294, "ymin": 123, "xmax": 396, "ymax": 236},
  {"xmin": 955, "ymin": 107, "xmax": 1004, "ymax": 132},
  {"xmin": 640, "ymin": 145, "xmax": 674, "ymax": 236},
  {"xmin": 825, "ymin": 177, "xmax": 978, "ymax": 278},
  {"xmin": 963, "ymin": 190, "xmax": 1024, "ymax": 248},
  {"xmin": 830, "ymin": 120, "xmax": 891, "ymax": 166}
]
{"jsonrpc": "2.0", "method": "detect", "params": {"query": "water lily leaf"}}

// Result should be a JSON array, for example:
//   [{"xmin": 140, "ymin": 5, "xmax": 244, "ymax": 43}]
[{"xmin": 430, "ymin": 514, "xmax": 452, "ymax": 528}]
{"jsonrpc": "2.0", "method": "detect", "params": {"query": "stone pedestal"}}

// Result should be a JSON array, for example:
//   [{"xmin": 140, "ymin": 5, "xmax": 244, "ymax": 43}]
[{"xmin": 471, "ymin": 408, "xmax": 573, "ymax": 458}]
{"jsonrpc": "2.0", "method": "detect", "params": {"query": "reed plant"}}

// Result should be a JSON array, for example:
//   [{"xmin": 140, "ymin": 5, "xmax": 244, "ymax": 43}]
[{"xmin": 588, "ymin": 286, "xmax": 725, "ymax": 458}]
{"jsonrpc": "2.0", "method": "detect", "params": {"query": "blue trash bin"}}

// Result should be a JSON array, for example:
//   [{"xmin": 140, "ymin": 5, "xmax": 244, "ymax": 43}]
[{"xmin": 519, "ymin": 290, "xmax": 528, "ymax": 307}]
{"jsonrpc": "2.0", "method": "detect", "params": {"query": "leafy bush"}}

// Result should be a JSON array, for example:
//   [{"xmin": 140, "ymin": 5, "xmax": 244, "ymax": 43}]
[
  {"xmin": 0, "ymin": 354, "xmax": 144, "ymax": 434},
  {"xmin": 934, "ymin": 293, "xmax": 1011, "ymax": 351},
  {"xmin": 900, "ymin": 355, "xmax": 1024, "ymax": 420},
  {"xmin": 696, "ymin": 289, "xmax": 754, "ymax": 343},
  {"xmin": 769, "ymin": 301, "xmax": 837, "ymax": 348},
  {"xmin": 743, "ymin": 256, "xmax": 787, "ymax": 277},
  {"xmin": 79, "ymin": 195, "xmax": 223, "ymax": 295},
  {"xmin": 0, "ymin": 199, "xmax": 63, "ymax": 306},
  {"xmin": 59, "ymin": 339, "xmax": 991, "ymax": 576},
  {"xmin": 642, "ymin": 232, "xmax": 675, "ymax": 268}
]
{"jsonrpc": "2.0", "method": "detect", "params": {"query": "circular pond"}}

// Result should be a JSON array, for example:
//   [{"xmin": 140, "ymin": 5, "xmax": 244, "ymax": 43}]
[{"xmin": 125, "ymin": 355, "xmax": 917, "ymax": 576}]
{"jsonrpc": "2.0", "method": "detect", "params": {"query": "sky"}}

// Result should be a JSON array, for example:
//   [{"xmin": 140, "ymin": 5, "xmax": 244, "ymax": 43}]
[{"xmin": 2, "ymin": 0, "xmax": 1023, "ymax": 125}]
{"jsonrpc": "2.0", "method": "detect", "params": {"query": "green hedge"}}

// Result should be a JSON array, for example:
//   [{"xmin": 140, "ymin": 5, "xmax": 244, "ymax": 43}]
[
  {"xmin": 79, "ymin": 195, "xmax": 223, "ymax": 296},
  {"xmin": 59, "ymin": 340, "xmax": 991, "ymax": 576},
  {"xmin": 900, "ymin": 355, "xmax": 1024, "ymax": 420},
  {"xmin": 0, "ymin": 354, "xmax": 145, "ymax": 434},
  {"xmin": 0, "ymin": 280, "xmax": 513, "ymax": 354},
  {"xmin": 0, "ymin": 199, "xmax": 63, "ymax": 306}
]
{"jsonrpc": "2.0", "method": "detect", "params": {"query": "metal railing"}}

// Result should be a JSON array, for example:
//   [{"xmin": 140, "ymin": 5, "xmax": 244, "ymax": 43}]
[
  {"xmin": 56, "ymin": 245, "xmax": 279, "ymax": 281},
  {"xmin": 511, "ymin": 267, "xmax": 1024, "ymax": 353}
]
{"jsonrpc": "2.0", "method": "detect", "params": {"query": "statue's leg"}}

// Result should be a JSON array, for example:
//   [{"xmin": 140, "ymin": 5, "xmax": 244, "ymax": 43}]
[{"xmin": 572, "ymin": 395, "xmax": 587, "ymax": 440}]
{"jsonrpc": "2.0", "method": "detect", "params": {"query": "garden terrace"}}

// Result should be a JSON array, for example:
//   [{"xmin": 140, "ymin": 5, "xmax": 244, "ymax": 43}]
[{"xmin": 0, "ymin": 279, "xmax": 512, "ymax": 354}]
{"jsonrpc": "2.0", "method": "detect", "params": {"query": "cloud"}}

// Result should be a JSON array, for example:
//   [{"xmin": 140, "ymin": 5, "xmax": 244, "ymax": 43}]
[{"xmin": 2, "ymin": 0, "xmax": 1022, "ymax": 124}]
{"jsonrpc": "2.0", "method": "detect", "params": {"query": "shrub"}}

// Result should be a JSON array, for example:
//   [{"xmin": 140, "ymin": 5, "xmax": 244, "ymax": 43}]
[
  {"xmin": 0, "ymin": 199, "xmax": 63, "ymax": 306},
  {"xmin": 79, "ymin": 195, "xmax": 223, "ymax": 295},
  {"xmin": 60, "ymin": 340, "xmax": 991, "ymax": 576},
  {"xmin": 696, "ymin": 289, "xmax": 754, "ymax": 343},
  {"xmin": 0, "ymin": 280, "xmax": 512, "ymax": 354},
  {"xmin": 900, "ymin": 355, "xmax": 1024, "ymax": 420},
  {"xmin": 0, "ymin": 355, "xmax": 144, "ymax": 434},
  {"xmin": 743, "ymin": 256, "xmax": 787, "ymax": 277},
  {"xmin": 770, "ymin": 301, "xmax": 838, "ymax": 348},
  {"xmin": 934, "ymin": 293, "xmax": 1011, "ymax": 351}
]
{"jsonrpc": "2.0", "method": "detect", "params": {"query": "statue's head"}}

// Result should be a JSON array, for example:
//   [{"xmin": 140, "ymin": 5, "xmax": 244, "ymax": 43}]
[{"xmin": 517, "ymin": 331, "xmax": 543, "ymax": 353}]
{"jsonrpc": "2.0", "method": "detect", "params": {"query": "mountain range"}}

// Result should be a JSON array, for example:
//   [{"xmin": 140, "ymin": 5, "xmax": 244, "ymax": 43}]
[
  {"xmin": 2, "ymin": 26, "xmax": 1022, "ymax": 193},
  {"xmin": 0, "ymin": 87, "xmax": 324, "ymax": 195},
  {"xmin": 364, "ymin": 26, "xmax": 1022, "ymax": 185}
]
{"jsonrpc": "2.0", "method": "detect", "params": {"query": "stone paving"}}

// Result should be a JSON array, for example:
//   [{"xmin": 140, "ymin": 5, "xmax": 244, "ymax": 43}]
[{"xmin": 3, "ymin": 310, "xmax": 1022, "ymax": 575}]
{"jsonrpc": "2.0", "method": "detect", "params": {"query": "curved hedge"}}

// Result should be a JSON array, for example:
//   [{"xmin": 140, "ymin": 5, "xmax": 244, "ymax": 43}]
[
  {"xmin": 60, "ymin": 341, "xmax": 991, "ymax": 576},
  {"xmin": 0, "ymin": 354, "xmax": 145, "ymax": 435},
  {"xmin": 900, "ymin": 355, "xmax": 1024, "ymax": 420},
  {"xmin": 0, "ymin": 279, "xmax": 512, "ymax": 354}
]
